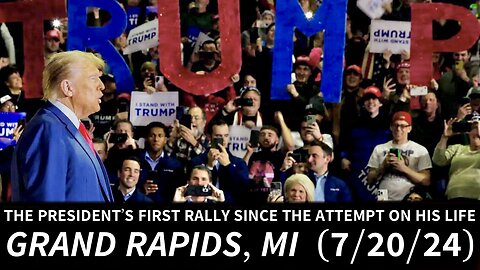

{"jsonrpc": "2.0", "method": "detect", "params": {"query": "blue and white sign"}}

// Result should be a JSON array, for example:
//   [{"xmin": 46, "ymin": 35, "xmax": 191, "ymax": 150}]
[
  {"xmin": 369, "ymin": 19, "xmax": 411, "ymax": 54},
  {"xmin": 123, "ymin": 19, "xmax": 158, "ymax": 55},
  {"xmin": 228, "ymin": 125, "xmax": 251, "ymax": 159},
  {"xmin": 126, "ymin": 6, "xmax": 141, "ymax": 32},
  {"xmin": 0, "ymin": 112, "xmax": 26, "ymax": 150},
  {"xmin": 130, "ymin": 91, "xmax": 179, "ymax": 126}
]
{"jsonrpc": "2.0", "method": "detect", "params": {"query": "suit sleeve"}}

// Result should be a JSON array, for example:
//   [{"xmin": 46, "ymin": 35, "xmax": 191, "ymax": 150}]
[
  {"xmin": 339, "ymin": 179, "xmax": 353, "ymax": 203},
  {"xmin": 18, "ymin": 123, "xmax": 68, "ymax": 202}
]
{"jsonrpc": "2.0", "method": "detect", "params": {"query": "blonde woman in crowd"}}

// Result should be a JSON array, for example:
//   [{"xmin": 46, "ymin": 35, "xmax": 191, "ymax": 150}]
[{"xmin": 268, "ymin": 173, "xmax": 315, "ymax": 203}]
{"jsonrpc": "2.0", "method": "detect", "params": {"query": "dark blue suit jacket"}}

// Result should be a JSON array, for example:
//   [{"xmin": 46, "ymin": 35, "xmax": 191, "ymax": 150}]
[
  {"xmin": 190, "ymin": 149, "xmax": 249, "ymax": 203},
  {"xmin": 320, "ymin": 173, "xmax": 353, "ymax": 203},
  {"xmin": 138, "ymin": 150, "xmax": 185, "ymax": 203},
  {"xmin": 113, "ymin": 187, "xmax": 153, "ymax": 204},
  {"xmin": 11, "ymin": 102, "xmax": 114, "ymax": 202}
]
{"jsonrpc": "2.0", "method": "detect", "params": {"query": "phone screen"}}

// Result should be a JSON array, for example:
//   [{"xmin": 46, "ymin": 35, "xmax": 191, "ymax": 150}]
[
  {"xmin": 17, "ymin": 118, "xmax": 26, "ymax": 129},
  {"xmin": 149, "ymin": 74, "xmax": 155, "ymax": 86},
  {"xmin": 452, "ymin": 122, "xmax": 472, "ymax": 133},
  {"xmin": 305, "ymin": 115, "xmax": 316, "ymax": 125},
  {"xmin": 180, "ymin": 114, "xmax": 192, "ymax": 128},
  {"xmin": 289, "ymin": 152, "xmax": 304, "ymax": 163},
  {"xmin": 270, "ymin": 182, "xmax": 282, "ymax": 197},
  {"xmin": 176, "ymin": 106, "xmax": 185, "ymax": 120},
  {"xmin": 185, "ymin": 185, "xmax": 212, "ymax": 196},
  {"xmin": 212, "ymin": 137, "xmax": 224, "ymax": 149},
  {"xmin": 249, "ymin": 130, "xmax": 260, "ymax": 147},
  {"xmin": 460, "ymin": 97, "xmax": 471, "ymax": 106},
  {"xmin": 389, "ymin": 148, "xmax": 401, "ymax": 160},
  {"xmin": 155, "ymin": 76, "xmax": 164, "ymax": 88},
  {"xmin": 455, "ymin": 60, "xmax": 464, "ymax": 70}
]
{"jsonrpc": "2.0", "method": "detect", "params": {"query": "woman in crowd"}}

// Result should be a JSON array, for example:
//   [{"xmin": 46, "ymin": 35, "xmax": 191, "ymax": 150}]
[
  {"xmin": 432, "ymin": 118, "xmax": 480, "ymax": 201},
  {"xmin": 268, "ymin": 173, "xmax": 315, "ymax": 203}
]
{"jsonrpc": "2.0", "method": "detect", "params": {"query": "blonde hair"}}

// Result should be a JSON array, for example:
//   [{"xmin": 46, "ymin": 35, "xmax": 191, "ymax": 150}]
[
  {"xmin": 42, "ymin": 50, "xmax": 105, "ymax": 101},
  {"xmin": 284, "ymin": 174, "xmax": 315, "ymax": 202},
  {"xmin": 140, "ymin": 61, "xmax": 156, "ymax": 72}
]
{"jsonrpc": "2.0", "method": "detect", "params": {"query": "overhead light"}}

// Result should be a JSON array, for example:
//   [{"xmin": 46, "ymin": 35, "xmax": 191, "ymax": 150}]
[{"xmin": 51, "ymin": 19, "xmax": 62, "ymax": 28}]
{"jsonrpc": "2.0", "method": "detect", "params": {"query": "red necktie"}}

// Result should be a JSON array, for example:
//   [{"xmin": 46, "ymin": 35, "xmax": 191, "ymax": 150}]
[{"xmin": 79, "ymin": 122, "xmax": 96, "ymax": 154}]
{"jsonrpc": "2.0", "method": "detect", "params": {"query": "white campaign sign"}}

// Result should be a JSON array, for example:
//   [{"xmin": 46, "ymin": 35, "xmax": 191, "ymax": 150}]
[
  {"xmin": 228, "ymin": 125, "xmax": 251, "ymax": 159},
  {"xmin": 356, "ymin": 0, "xmax": 392, "ymax": 19},
  {"xmin": 129, "ymin": 91, "xmax": 179, "ymax": 126},
  {"xmin": 123, "ymin": 19, "xmax": 158, "ymax": 54},
  {"xmin": 193, "ymin": 32, "xmax": 214, "ymax": 54},
  {"xmin": 369, "ymin": 20, "xmax": 411, "ymax": 54}
]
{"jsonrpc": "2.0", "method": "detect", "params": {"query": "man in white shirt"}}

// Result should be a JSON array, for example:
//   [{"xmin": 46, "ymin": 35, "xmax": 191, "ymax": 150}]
[{"xmin": 367, "ymin": 111, "xmax": 432, "ymax": 201}]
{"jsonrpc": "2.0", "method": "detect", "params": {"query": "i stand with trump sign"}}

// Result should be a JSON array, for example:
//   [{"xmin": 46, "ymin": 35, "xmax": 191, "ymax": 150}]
[{"xmin": 129, "ymin": 92, "xmax": 179, "ymax": 126}]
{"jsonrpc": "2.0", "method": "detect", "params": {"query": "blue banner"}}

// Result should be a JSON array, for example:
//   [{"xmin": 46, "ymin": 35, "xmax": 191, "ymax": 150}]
[
  {"xmin": 271, "ymin": 0, "xmax": 347, "ymax": 102},
  {"xmin": 0, "ymin": 112, "xmax": 26, "ymax": 150},
  {"xmin": 68, "ymin": 0, "xmax": 135, "ymax": 94}
]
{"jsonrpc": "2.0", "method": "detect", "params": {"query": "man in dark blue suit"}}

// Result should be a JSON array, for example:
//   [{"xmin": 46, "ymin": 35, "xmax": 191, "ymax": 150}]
[
  {"xmin": 114, "ymin": 156, "xmax": 152, "ymax": 204},
  {"xmin": 307, "ymin": 140, "xmax": 352, "ymax": 202},
  {"xmin": 141, "ymin": 122, "xmax": 185, "ymax": 203},
  {"xmin": 11, "ymin": 51, "xmax": 113, "ymax": 202},
  {"xmin": 190, "ymin": 119, "xmax": 249, "ymax": 203}
]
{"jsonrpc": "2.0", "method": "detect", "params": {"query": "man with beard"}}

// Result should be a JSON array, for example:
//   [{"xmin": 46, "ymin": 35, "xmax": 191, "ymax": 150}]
[
  {"xmin": 438, "ymin": 50, "xmax": 474, "ymax": 119},
  {"xmin": 215, "ymin": 86, "xmax": 263, "ymax": 129},
  {"xmin": 166, "ymin": 106, "xmax": 210, "ymax": 164},
  {"xmin": 140, "ymin": 122, "xmax": 185, "ymax": 203},
  {"xmin": 243, "ymin": 126, "xmax": 286, "ymax": 204}
]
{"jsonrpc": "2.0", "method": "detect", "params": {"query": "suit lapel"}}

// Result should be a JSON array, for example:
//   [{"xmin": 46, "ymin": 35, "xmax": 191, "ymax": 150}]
[{"xmin": 45, "ymin": 103, "xmax": 113, "ymax": 202}]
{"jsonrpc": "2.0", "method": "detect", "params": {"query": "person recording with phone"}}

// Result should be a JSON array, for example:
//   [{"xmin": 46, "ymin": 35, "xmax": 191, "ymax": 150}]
[
  {"xmin": 182, "ymin": 40, "xmax": 237, "ymax": 124},
  {"xmin": 268, "ymin": 174, "xmax": 315, "ymax": 203},
  {"xmin": 243, "ymin": 125, "xmax": 287, "ymax": 204},
  {"xmin": 432, "ymin": 116, "xmax": 480, "ymax": 201},
  {"xmin": 173, "ymin": 165, "xmax": 225, "ymax": 203},
  {"xmin": 449, "ymin": 88, "xmax": 480, "ymax": 144},
  {"xmin": 213, "ymin": 86, "xmax": 263, "ymax": 129},
  {"xmin": 137, "ymin": 61, "xmax": 167, "ymax": 94},
  {"xmin": 281, "ymin": 112, "xmax": 332, "ymax": 176},
  {"xmin": 367, "ymin": 111, "xmax": 432, "ymax": 201},
  {"xmin": 190, "ymin": 119, "xmax": 249, "ymax": 203},
  {"xmin": 165, "ymin": 106, "xmax": 209, "ymax": 164},
  {"xmin": 282, "ymin": 139, "xmax": 352, "ymax": 203},
  {"xmin": 104, "ymin": 119, "xmax": 139, "ymax": 183},
  {"xmin": 437, "ymin": 50, "xmax": 474, "ymax": 119}
]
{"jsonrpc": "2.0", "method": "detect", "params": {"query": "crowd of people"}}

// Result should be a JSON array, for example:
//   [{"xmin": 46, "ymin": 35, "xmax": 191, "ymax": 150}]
[{"xmin": 0, "ymin": 0, "xmax": 479, "ymax": 203}]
